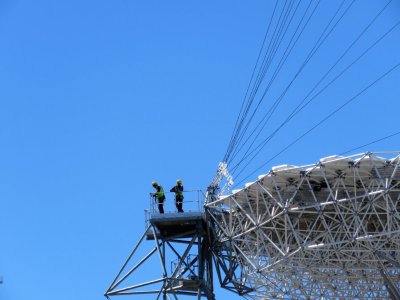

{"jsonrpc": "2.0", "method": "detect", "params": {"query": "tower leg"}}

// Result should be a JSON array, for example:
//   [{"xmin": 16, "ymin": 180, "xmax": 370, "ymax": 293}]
[{"xmin": 106, "ymin": 217, "xmax": 213, "ymax": 299}]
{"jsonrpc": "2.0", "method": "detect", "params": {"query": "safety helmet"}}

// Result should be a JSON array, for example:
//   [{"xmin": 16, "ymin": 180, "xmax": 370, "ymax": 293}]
[
  {"xmin": 152, "ymin": 181, "xmax": 158, "ymax": 187},
  {"xmin": 177, "ymin": 179, "xmax": 182, "ymax": 184}
]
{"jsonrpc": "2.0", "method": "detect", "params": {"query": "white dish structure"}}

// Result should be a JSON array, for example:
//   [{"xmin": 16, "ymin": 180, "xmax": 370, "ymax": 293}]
[{"xmin": 206, "ymin": 152, "xmax": 400, "ymax": 299}]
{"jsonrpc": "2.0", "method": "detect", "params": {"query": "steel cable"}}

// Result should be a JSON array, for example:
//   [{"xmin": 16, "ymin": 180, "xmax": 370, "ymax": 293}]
[
  {"xmin": 230, "ymin": 0, "xmax": 395, "ymax": 176},
  {"xmin": 340, "ymin": 131, "xmax": 400, "ymax": 156},
  {"xmin": 227, "ymin": 0, "xmax": 309, "ymax": 162},
  {"xmin": 228, "ymin": 0, "xmax": 350, "ymax": 165},
  {"xmin": 235, "ymin": 61, "xmax": 400, "ymax": 186},
  {"xmin": 223, "ymin": 0, "xmax": 280, "ymax": 162},
  {"xmin": 225, "ymin": 0, "xmax": 299, "ymax": 162}
]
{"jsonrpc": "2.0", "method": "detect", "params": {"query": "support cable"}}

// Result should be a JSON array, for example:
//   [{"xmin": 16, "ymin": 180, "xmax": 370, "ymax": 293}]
[
  {"xmin": 228, "ymin": 0, "xmax": 351, "ymax": 165},
  {"xmin": 246, "ymin": 0, "xmax": 299, "ymax": 107},
  {"xmin": 228, "ymin": 0, "xmax": 323, "ymax": 164},
  {"xmin": 227, "ymin": 0, "xmax": 320, "ymax": 162},
  {"xmin": 225, "ymin": 0, "xmax": 290, "ymax": 161},
  {"xmin": 230, "ymin": 2, "xmax": 397, "ymax": 176},
  {"xmin": 223, "ymin": 0, "xmax": 279, "ymax": 162},
  {"xmin": 234, "ymin": 62, "xmax": 400, "ymax": 187},
  {"xmin": 340, "ymin": 131, "xmax": 400, "ymax": 156},
  {"xmin": 229, "ymin": 0, "xmax": 321, "ymax": 160},
  {"xmin": 226, "ymin": 0, "xmax": 298, "ymax": 163}
]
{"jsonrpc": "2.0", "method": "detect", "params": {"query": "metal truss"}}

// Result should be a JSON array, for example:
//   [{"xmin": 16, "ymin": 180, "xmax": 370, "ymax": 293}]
[
  {"xmin": 105, "ymin": 215, "xmax": 214, "ymax": 300},
  {"xmin": 206, "ymin": 152, "xmax": 400, "ymax": 299}
]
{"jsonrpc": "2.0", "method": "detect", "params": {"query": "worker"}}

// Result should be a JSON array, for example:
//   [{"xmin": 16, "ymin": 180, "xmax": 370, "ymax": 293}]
[
  {"xmin": 151, "ymin": 181, "xmax": 165, "ymax": 214},
  {"xmin": 170, "ymin": 179, "xmax": 184, "ymax": 213}
]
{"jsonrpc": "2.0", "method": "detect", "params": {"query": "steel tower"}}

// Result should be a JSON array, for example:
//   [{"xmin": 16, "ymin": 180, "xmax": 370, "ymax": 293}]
[{"xmin": 105, "ymin": 194, "xmax": 214, "ymax": 300}]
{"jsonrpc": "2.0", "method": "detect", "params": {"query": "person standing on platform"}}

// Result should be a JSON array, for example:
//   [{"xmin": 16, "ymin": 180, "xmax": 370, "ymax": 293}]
[
  {"xmin": 152, "ymin": 181, "xmax": 165, "ymax": 214},
  {"xmin": 170, "ymin": 179, "xmax": 184, "ymax": 213}
]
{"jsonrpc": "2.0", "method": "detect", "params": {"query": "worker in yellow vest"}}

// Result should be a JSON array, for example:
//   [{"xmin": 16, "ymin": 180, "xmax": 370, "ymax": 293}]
[
  {"xmin": 151, "ymin": 181, "xmax": 165, "ymax": 214},
  {"xmin": 170, "ymin": 179, "xmax": 184, "ymax": 213}
]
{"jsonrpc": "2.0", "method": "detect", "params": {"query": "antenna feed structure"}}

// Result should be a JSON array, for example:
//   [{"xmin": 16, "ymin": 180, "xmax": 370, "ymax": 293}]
[{"xmin": 207, "ymin": 162, "xmax": 234, "ymax": 203}]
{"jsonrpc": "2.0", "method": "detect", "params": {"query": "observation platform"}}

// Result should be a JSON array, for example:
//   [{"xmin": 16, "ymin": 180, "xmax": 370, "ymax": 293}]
[
  {"xmin": 146, "ymin": 212, "xmax": 207, "ymax": 239},
  {"xmin": 145, "ymin": 190, "xmax": 207, "ymax": 240}
]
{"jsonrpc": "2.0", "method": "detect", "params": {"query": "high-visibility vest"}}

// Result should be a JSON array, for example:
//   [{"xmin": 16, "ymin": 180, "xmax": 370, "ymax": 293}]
[
  {"xmin": 155, "ymin": 186, "xmax": 165, "ymax": 199},
  {"xmin": 172, "ymin": 185, "xmax": 184, "ymax": 199}
]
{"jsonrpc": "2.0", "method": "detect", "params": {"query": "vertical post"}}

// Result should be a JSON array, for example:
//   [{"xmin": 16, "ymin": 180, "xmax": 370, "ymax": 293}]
[
  {"xmin": 162, "ymin": 241, "xmax": 167, "ymax": 298},
  {"xmin": 198, "ymin": 233, "xmax": 202, "ymax": 300}
]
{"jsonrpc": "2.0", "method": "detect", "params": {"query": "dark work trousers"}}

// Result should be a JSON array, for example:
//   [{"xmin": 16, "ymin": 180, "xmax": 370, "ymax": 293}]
[
  {"xmin": 157, "ymin": 199, "xmax": 164, "ymax": 214},
  {"xmin": 175, "ymin": 196, "xmax": 183, "ymax": 213}
]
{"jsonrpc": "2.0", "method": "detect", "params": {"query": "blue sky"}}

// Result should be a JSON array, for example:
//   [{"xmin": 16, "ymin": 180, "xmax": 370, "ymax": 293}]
[{"xmin": 0, "ymin": 1, "xmax": 399, "ymax": 300}]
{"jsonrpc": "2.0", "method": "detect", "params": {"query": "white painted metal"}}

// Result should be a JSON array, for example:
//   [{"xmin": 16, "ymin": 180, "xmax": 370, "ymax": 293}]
[
  {"xmin": 210, "ymin": 162, "xmax": 234, "ymax": 196},
  {"xmin": 206, "ymin": 152, "xmax": 400, "ymax": 299}
]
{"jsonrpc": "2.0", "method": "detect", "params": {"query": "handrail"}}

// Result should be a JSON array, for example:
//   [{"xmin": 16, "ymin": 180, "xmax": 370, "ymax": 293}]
[{"xmin": 144, "ymin": 190, "xmax": 206, "ymax": 227}]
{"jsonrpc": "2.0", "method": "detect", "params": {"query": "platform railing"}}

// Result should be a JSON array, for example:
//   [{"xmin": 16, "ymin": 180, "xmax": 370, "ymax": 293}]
[{"xmin": 144, "ymin": 190, "xmax": 206, "ymax": 227}]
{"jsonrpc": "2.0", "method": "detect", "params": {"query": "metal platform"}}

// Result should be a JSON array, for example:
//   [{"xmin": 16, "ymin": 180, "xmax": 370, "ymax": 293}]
[{"xmin": 146, "ymin": 212, "xmax": 206, "ymax": 240}]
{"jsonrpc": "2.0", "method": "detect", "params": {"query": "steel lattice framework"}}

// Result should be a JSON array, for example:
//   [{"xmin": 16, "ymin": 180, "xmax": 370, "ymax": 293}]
[{"xmin": 206, "ymin": 152, "xmax": 400, "ymax": 299}]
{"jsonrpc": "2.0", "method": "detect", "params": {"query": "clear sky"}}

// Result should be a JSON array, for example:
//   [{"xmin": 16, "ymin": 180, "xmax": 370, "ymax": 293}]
[{"xmin": 0, "ymin": 1, "xmax": 399, "ymax": 300}]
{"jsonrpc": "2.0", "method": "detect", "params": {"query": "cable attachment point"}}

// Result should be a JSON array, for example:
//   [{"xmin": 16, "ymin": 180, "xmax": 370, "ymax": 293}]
[{"xmin": 208, "ymin": 162, "xmax": 234, "ymax": 201}]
